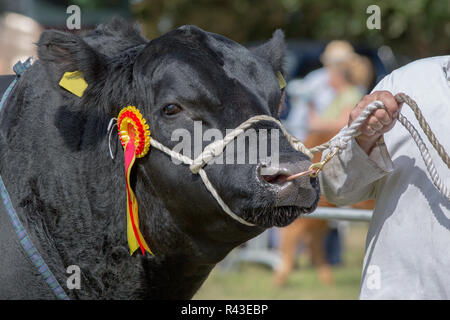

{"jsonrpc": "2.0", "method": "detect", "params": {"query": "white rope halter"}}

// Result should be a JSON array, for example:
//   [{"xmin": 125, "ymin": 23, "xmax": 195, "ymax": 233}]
[
  {"xmin": 150, "ymin": 115, "xmax": 313, "ymax": 227},
  {"xmin": 110, "ymin": 93, "xmax": 449, "ymax": 227}
]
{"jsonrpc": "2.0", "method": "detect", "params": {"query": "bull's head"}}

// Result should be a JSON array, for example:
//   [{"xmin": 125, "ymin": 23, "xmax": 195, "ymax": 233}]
[{"xmin": 37, "ymin": 23, "xmax": 319, "ymax": 261}]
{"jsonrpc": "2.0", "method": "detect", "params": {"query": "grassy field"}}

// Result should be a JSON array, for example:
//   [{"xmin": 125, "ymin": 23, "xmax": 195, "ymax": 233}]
[{"xmin": 194, "ymin": 222, "xmax": 368, "ymax": 300}]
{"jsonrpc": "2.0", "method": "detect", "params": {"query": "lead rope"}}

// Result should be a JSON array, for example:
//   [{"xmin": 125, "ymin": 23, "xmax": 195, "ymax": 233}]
[
  {"xmin": 119, "ymin": 93, "xmax": 449, "ymax": 227},
  {"xmin": 307, "ymin": 93, "xmax": 449, "ymax": 201}
]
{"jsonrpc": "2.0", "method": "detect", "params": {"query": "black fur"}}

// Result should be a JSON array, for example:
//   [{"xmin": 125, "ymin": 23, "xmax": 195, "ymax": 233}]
[{"xmin": 0, "ymin": 19, "xmax": 318, "ymax": 299}]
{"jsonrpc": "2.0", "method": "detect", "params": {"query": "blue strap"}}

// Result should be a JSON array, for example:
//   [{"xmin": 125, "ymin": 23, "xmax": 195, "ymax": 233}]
[
  {"xmin": 0, "ymin": 58, "xmax": 33, "ymax": 113},
  {"xmin": 0, "ymin": 78, "xmax": 17, "ymax": 113},
  {"xmin": 0, "ymin": 59, "xmax": 70, "ymax": 300},
  {"xmin": 13, "ymin": 57, "xmax": 33, "ymax": 76}
]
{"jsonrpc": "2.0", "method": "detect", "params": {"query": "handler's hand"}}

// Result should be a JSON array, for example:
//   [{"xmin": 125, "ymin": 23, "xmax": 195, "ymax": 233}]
[{"xmin": 349, "ymin": 91, "xmax": 402, "ymax": 155}]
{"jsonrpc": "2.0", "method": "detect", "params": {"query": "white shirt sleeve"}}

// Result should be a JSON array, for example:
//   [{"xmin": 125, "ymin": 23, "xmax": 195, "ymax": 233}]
[{"xmin": 319, "ymin": 78, "xmax": 395, "ymax": 206}]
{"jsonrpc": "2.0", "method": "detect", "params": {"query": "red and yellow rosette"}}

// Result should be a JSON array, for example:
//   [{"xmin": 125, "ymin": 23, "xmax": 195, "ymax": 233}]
[{"xmin": 117, "ymin": 106, "xmax": 152, "ymax": 256}]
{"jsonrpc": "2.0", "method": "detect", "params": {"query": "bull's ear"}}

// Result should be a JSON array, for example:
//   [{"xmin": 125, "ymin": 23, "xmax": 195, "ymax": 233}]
[
  {"xmin": 37, "ymin": 30, "xmax": 106, "ymax": 85},
  {"xmin": 250, "ymin": 29, "xmax": 285, "ymax": 74}
]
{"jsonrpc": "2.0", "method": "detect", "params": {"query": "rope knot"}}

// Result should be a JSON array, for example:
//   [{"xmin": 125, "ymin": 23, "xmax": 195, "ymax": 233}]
[
  {"xmin": 190, "ymin": 140, "xmax": 226, "ymax": 174},
  {"xmin": 329, "ymin": 131, "xmax": 353, "ymax": 152}
]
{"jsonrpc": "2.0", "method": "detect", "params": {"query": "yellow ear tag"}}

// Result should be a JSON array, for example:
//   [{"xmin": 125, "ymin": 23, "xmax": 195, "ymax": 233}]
[
  {"xmin": 277, "ymin": 71, "xmax": 286, "ymax": 90},
  {"xmin": 59, "ymin": 71, "xmax": 88, "ymax": 97}
]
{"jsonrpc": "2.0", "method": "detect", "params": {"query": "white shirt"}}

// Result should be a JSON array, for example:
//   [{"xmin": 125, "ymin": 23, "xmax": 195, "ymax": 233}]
[{"xmin": 320, "ymin": 56, "xmax": 450, "ymax": 299}]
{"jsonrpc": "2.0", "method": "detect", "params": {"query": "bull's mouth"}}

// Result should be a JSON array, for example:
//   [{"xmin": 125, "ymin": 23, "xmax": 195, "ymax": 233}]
[{"xmin": 239, "ymin": 177, "xmax": 320, "ymax": 228}]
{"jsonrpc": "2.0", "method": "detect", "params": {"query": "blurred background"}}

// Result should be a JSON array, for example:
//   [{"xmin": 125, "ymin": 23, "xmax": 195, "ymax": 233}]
[{"xmin": 0, "ymin": 0, "xmax": 448, "ymax": 299}]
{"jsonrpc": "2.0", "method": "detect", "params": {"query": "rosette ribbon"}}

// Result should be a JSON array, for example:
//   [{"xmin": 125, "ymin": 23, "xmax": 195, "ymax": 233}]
[{"xmin": 117, "ymin": 106, "xmax": 152, "ymax": 255}]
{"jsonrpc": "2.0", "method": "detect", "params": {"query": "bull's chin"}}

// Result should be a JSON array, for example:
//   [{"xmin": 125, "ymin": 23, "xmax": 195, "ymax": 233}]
[{"xmin": 239, "ymin": 196, "xmax": 320, "ymax": 228}]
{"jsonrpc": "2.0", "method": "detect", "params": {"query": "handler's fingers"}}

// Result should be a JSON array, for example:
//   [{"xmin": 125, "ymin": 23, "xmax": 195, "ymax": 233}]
[
  {"xmin": 367, "ymin": 116, "xmax": 383, "ymax": 132},
  {"xmin": 362, "ymin": 124, "xmax": 376, "ymax": 136},
  {"xmin": 373, "ymin": 108, "xmax": 391, "ymax": 125},
  {"xmin": 350, "ymin": 91, "xmax": 401, "ymax": 127},
  {"xmin": 372, "ymin": 90, "xmax": 400, "ymax": 118}
]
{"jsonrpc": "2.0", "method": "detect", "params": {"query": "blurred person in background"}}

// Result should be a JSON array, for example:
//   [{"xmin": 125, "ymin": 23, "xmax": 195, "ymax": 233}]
[
  {"xmin": 308, "ymin": 40, "xmax": 375, "ymax": 268},
  {"xmin": 275, "ymin": 40, "xmax": 374, "ymax": 286},
  {"xmin": 309, "ymin": 40, "xmax": 373, "ymax": 134},
  {"xmin": 0, "ymin": 12, "xmax": 42, "ymax": 74},
  {"xmin": 282, "ymin": 67, "xmax": 335, "ymax": 141}
]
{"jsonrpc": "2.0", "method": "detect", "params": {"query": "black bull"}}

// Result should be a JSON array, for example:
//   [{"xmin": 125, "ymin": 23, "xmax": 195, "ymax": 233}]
[{"xmin": 0, "ymin": 19, "xmax": 319, "ymax": 299}]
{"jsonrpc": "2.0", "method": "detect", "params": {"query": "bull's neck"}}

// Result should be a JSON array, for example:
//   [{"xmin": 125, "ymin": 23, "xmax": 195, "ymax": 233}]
[
  {"xmin": 137, "ymin": 254, "xmax": 215, "ymax": 299},
  {"xmin": 66, "ymin": 134, "xmax": 216, "ymax": 299},
  {"xmin": 1, "ymin": 123, "xmax": 213, "ymax": 299}
]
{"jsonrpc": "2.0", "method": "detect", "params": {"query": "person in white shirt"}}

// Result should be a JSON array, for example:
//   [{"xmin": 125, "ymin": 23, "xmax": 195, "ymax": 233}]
[{"xmin": 319, "ymin": 56, "xmax": 450, "ymax": 299}]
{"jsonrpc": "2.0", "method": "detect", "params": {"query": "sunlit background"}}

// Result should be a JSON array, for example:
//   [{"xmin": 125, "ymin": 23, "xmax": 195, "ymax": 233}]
[{"xmin": 1, "ymin": 0, "xmax": 448, "ymax": 299}]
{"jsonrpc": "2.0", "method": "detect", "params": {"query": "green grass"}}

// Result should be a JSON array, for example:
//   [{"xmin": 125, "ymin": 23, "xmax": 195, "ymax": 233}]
[{"xmin": 194, "ymin": 222, "xmax": 368, "ymax": 300}]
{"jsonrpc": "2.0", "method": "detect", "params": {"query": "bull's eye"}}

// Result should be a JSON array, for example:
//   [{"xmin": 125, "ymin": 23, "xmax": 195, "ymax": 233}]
[{"xmin": 162, "ymin": 104, "xmax": 182, "ymax": 116}]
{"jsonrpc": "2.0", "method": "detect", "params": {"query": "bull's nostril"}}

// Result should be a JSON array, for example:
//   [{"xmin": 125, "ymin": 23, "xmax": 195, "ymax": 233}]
[
  {"xmin": 258, "ymin": 162, "xmax": 314, "ymax": 189},
  {"xmin": 262, "ymin": 173, "xmax": 289, "ymax": 185},
  {"xmin": 258, "ymin": 164, "xmax": 292, "ymax": 186}
]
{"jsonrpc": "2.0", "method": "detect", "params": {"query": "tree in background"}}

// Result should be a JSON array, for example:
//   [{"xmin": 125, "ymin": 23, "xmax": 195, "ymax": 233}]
[{"xmin": 132, "ymin": 0, "xmax": 449, "ymax": 59}]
